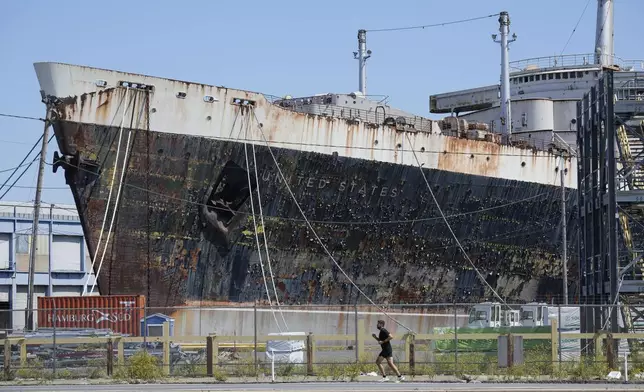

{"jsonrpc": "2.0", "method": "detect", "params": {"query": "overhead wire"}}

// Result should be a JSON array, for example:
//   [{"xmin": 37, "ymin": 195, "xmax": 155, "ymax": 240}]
[
  {"xmin": 0, "ymin": 134, "xmax": 55, "ymax": 201},
  {"xmin": 0, "ymin": 113, "xmax": 45, "ymax": 122},
  {"xmin": 0, "ymin": 133, "xmax": 44, "ymax": 193},
  {"xmin": 560, "ymin": 0, "xmax": 593, "ymax": 55},
  {"xmin": 366, "ymin": 13, "xmax": 500, "ymax": 33},
  {"xmin": 0, "ymin": 163, "xmax": 41, "ymax": 174},
  {"xmin": 1, "ymin": 185, "xmax": 66, "ymax": 190}
]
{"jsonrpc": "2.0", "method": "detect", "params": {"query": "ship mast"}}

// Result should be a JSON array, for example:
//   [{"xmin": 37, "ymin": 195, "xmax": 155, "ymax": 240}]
[
  {"xmin": 493, "ymin": 11, "xmax": 516, "ymax": 140},
  {"xmin": 354, "ymin": 29, "xmax": 371, "ymax": 95},
  {"xmin": 595, "ymin": 0, "xmax": 614, "ymax": 66}
]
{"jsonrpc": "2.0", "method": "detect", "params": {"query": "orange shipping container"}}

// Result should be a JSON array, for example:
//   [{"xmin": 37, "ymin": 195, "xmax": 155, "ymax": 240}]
[{"xmin": 37, "ymin": 295, "xmax": 146, "ymax": 336}]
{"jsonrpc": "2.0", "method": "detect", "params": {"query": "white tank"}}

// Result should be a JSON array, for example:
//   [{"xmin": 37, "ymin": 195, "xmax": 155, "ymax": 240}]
[{"xmin": 511, "ymin": 99, "xmax": 554, "ymax": 132}]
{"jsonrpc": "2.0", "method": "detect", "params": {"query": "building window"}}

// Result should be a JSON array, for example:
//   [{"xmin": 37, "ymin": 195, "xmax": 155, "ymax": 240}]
[
  {"xmin": 0, "ymin": 233, "xmax": 9, "ymax": 270},
  {"xmin": 52, "ymin": 235, "xmax": 82, "ymax": 272},
  {"xmin": 15, "ymin": 234, "xmax": 49, "ymax": 272}
]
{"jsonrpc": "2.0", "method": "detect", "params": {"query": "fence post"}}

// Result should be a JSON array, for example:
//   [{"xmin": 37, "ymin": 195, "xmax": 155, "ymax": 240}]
[
  {"xmin": 162, "ymin": 321, "xmax": 170, "ymax": 376},
  {"xmin": 106, "ymin": 338, "xmax": 114, "ymax": 376},
  {"xmin": 606, "ymin": 333, "xmax": 616, "ymax": 370},
  {"xmin": 453, "ymin": 303, "xmax": 458, "ymax": 372},
  {"xmin": 354, "ymin": 304, "xmax": 358, "ymax": 363},
  {"xmin": 206, "ymin": 335, "xmax": 214, "ymax": 377},
  {"xmin": 207, "ymin": 334, "xmax": 219, "ymax": 377},
  {"xmin": 116, "ymin": 336, "xmax": 124, "ymax": 370},
  {"xmin": 254, "ymin": 301, "xmax": 258, "ymax": 370},
  {"xmin": 19, "ymin": 339, "xmax": 26, "ymax": 368},
  {"xmin": 557, "ymin": 305, "xmax": 562, "ymax": 367},
  {"xmin": 4, "ymin": 338, "xmax": 10, "ymax": 379},
  {"xmin": 356, "ymin": 319, "xmax": 365, "ymax": 361},
  {"xmin": 407, "ymin": 333, "xmax": 415, "ymax": 375},
  {"xmin": 550, "ymin": 318, "xmax": 558, "ymax": 365},
  {"xmin": 143, "ymin": 305, "xmax": 147, "ymax": 351},
  {"xmin": 593, "ymin": 332, "xmax": 603, "ymax": 362},
  {"xmin": 52, "ymin": 306, "xmax": 56, "ymax": 377},
  {"xmin": 306, "ymin": 332, "xmax": 314, "ymax": 376},
  {"xmin": 507, "ymin": 333, "xmax": 514, "ymax": 368}
]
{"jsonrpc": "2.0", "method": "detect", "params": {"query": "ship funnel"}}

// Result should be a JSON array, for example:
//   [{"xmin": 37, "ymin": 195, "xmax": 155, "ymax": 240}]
[{"xmin": 595, "ymin": 0, "xmax": 614, "ymax": 66}]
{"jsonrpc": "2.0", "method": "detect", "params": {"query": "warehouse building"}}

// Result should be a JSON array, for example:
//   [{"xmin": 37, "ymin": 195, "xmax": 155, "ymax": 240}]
[{"xmin": 0, "ymin": 202, "xmax": 99, "ymax": 332}]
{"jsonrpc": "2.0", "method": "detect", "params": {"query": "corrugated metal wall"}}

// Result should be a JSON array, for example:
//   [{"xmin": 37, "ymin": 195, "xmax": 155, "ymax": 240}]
[
  {"xmin": 14, "ymin": 285, "xmax": 47, "ymax": 331},
  {"xmin": 38, "ymin": 295, "xmax": 146, "ymax": 335}
]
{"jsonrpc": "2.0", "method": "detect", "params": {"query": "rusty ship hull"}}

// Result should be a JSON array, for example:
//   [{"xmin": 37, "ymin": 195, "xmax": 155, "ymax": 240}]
[{"xmin": 34, "ymin": 62, "xmax": 577, "ymax": 308}]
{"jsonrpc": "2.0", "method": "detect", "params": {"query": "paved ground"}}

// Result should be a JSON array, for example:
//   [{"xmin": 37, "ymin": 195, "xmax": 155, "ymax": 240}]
[{"xmin": 4, "ymin": 383, "xmax": 644, "ymax": 392}]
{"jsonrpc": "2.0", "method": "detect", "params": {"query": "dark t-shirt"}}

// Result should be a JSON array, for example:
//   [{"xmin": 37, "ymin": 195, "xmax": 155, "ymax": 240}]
[{"xmin": 378, "ymin": 328, "xmax": 392, "ymax": 353}]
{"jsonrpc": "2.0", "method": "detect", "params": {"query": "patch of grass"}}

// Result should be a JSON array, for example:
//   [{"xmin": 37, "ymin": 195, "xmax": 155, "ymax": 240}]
[
  {"xmin": 87, "ymin": 358, "xmax": 107, "ymax": 379},
  {"xmin": 315, "ymin": 363, "xmax": 345, "ymax": 381},
  {"xmin": 16, "ymin": 358, "xmax": 46, "ymax": 380},
  {"xmin": 212, "ymin": 366, "xmax": 228, "ymax": 382},
  {"xmin": 114, "ymin": 350, "xmax": 163, "ymax": 381},
  {"xmin": 230, "ymin": 358, "xmax": 259, "ymax": 379},
  {"xmin": 173, "ymin": 360, "xmax": 207, "ymax": 378}
]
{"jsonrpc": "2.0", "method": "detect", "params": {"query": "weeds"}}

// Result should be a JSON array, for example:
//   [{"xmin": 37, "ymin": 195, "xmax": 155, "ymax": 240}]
[
  {"xmin": 1, "ymin": 342, "xmax": 625, "ymax": 383},
  {"xmin": 114, "ymin": 351, "xmax": 163, "ymax": 381}
]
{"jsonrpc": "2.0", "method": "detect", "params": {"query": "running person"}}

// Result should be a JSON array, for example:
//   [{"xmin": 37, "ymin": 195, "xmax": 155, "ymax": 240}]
[{"xmin": 372, "ymin": 320, "xmax": 405, "ymax": 382}]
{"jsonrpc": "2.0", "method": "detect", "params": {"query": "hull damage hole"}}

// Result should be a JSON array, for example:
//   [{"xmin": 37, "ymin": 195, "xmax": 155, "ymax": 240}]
[{"xmin": 200, "ymin": 160, "xmax": 257, "ymax": 256}]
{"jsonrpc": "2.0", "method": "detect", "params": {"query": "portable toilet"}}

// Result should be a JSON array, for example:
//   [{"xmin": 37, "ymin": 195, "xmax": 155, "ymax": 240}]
[{"xmin": 140, "ymin": 313, "xmax": 175, "ymax": 337}]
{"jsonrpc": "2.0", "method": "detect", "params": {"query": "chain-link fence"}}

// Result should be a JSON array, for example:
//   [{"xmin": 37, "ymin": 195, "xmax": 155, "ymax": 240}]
[{"xmin": 0, "ymin": 303, "xmax": 641, "ymax": 382}]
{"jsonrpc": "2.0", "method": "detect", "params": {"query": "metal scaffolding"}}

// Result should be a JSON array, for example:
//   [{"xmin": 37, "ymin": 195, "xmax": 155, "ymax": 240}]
[{"xmin": 577, "ymin": 68, "xmax": 644, "ymax": 355}]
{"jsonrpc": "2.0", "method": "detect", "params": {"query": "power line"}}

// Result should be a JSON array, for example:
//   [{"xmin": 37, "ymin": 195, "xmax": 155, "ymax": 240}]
[
  {"xmin": 0, "ymin": 134, "xmax": 44, "ymax": 194},
  {"xmin": 0, "ymin": 139, "xmax": 43, "ymax": 146},
  {"xmin": 1, "ymin": 185, "xmax": 67, "ymax": 190},
  {"xmin": 560, "ymin": 0, "xmax": 592, "ymax": 55},
  {"xmin": 0, "ymin": 134, "xmax": 55, "ymax": 201},
  {"xmin": 0, "ymin": 162, "xmax": 41, "ymax": 174},
  {"xmin": 366, "ymin": 13, "xmax": 500, "ymax": 33},
  {"xmin": 0, "ymin": 113, "xmax": 45, "ymax": 122}
]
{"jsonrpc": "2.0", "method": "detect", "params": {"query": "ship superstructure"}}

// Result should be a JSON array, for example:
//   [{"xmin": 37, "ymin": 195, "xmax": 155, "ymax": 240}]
[{"xmin": 430, "ymin": 0, "xmax": 643, "ymax": 152}]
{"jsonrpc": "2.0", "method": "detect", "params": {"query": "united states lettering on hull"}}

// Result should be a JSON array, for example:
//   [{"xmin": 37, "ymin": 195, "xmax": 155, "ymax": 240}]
[{"xmin": 34, "ymin": 62, "xmax": 576, "ymax": 308}]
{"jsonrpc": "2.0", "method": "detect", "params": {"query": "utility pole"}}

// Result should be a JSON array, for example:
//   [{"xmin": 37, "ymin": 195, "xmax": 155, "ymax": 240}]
[
  {"xmin": 354, "ymin": 29, "xmax": 372, "ymax": 96},
  {"xmin": 492, "ymin": 11, "xmax": 517, "ymax": 143},
  {"xmin": 561, "ymin": 156, "xmax": 568, "ymax": 305},
  {"xmin": 26, "ymin": 115, "xmax": 50, "ymax": 331}
]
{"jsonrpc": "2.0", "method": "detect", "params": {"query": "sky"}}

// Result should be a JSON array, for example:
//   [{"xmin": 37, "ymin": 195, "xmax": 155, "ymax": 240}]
[{"xmin": 0, "ymin": 0, "xmax": 642, "ymax": 206}]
